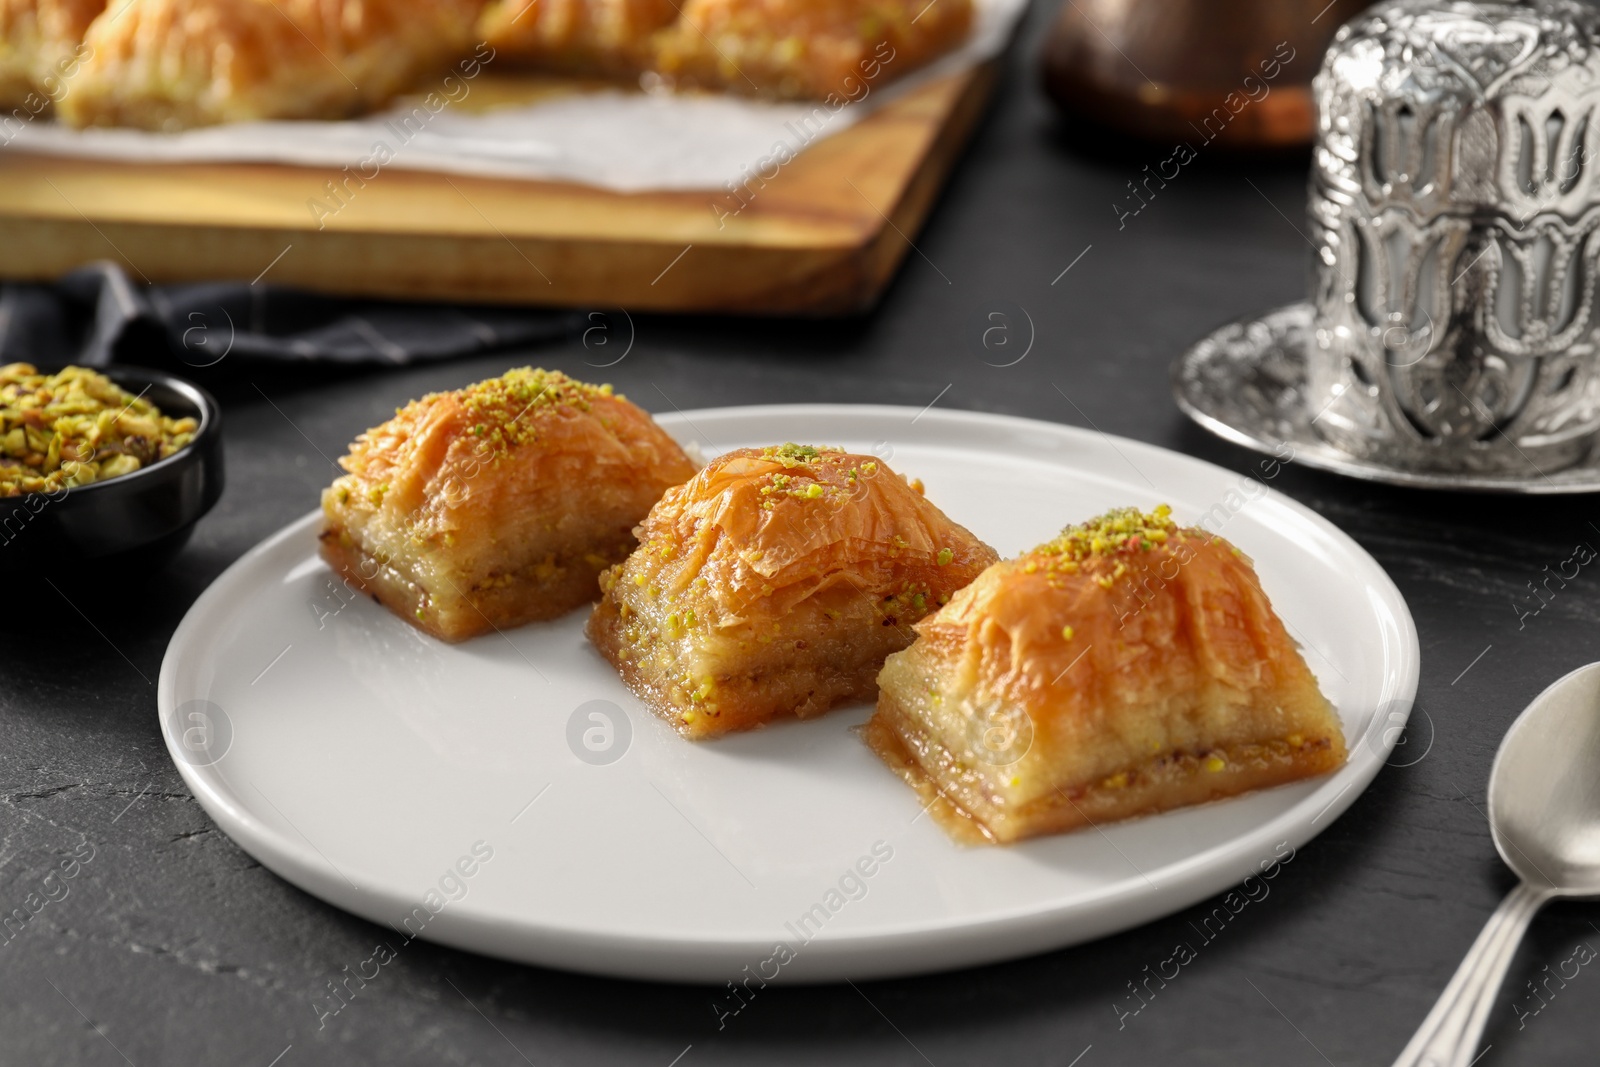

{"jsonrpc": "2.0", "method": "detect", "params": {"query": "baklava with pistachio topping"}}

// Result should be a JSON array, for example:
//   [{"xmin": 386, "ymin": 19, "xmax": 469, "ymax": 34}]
[
  {"xmin": 587, "ymin": 443, "xmax": 997, "ymax": 739},
  {"xmin": 478, "ymin": 0, "xmax": 677, "ymax": 78},
  {"xmin": 866, "ymin": 506, "xmax": 1347, "ymax": 844},
  {"xmin": 651, "ymin": 0, "xmax": 975, "ymax": 101},
  {"xmin": 320, "ymin": 368, "xmax": 697, "ymax": 642}
]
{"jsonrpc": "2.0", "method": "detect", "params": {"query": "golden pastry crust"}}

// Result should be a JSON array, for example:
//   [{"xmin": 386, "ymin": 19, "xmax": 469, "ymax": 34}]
[
  {"xmin": 0, "ymin": 0, "xmax": 102, "ymax": 110},
  {"xmin": 587, "ymin": 444, "xmax": 997, "ymax": 739},
  {"xmin": 59, "ymin": 0, "xmax": 487, "ymax": 130},
  {"xmin": 652, "ymin": 0, "xmax": 974, "ymax": 100},
  {"xmin": 478, "ymin": 0, "xmax": 676, "ymax": 77},
  {"xmin": 319, "ymin": 367, "xmax": 697, "ymax": 643},
  {"xmin": 868, "ymin": 506, "xmax": 1347, "ymax": 844}
]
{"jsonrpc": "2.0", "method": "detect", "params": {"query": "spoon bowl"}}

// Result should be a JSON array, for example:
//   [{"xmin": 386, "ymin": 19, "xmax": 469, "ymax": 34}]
[{"xmin": 1490, "ymin": 662, "xmax": 1600, "ymax": 894}]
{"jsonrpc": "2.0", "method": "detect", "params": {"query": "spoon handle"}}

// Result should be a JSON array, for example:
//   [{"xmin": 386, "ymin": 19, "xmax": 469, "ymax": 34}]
[{"xmin": 1391, "ymin": 881, "xmax": 1553, "ymax": 1067}]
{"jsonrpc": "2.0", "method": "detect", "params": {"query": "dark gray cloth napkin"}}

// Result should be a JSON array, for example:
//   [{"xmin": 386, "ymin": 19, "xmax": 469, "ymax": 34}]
[{"xmin": 0, "ymin": 261, "xmax": 580, "ymax": 367}]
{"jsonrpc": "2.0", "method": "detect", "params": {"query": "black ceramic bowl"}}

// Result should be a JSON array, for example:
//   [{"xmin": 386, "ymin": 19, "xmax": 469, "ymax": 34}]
[{"xmin": 0, "ymin": 365, "xmax": 224, "ymax": 577}]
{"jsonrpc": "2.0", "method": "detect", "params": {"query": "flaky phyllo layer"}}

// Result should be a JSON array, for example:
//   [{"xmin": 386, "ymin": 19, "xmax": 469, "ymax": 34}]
[
  {"xmin": 588, "ymin": 443, "xmax": 998, "ymax": 738},
  {"xmin": 59, "ymin": 0, "xmax": 489, "ymax": 130},
  {"xmin": 868, "ymin": 506, "xmax": 1347, "ymax": 844},
  {"xmin": 652, "ymin": 0, "xmax": 975, "ymax": 100}
]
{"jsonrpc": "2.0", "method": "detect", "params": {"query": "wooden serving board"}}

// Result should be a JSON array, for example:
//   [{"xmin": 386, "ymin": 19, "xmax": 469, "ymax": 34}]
[{"xmin": 0, "ymin": 63, "xmax": 997, "ymax": 315}]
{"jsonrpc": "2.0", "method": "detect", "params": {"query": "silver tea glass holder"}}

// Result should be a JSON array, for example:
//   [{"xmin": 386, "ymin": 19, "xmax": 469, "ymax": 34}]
[{"xmin": 1174, "ymin": 0, "xmax": 1600, "ymax": 493}]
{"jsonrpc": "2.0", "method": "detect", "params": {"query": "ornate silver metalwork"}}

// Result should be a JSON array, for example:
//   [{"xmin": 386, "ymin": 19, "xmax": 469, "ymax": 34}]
[
  {"xmin": 1308, "ymin": 0, "xmax": 1600, "ymax": 474},
  {"xmin": 1173, "ymin": 303, "xmax": 1600, "ymax": 493}
]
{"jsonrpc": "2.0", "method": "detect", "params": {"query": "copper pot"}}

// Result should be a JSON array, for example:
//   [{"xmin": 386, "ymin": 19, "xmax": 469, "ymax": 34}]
[{"xmin": 1041, "ymin": 0, "xmax": 1373, "ymax": 148}]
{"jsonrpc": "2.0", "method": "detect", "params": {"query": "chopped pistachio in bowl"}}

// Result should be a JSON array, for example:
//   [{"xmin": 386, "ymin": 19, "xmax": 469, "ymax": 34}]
[
  {"xmin": 0, "ymin": 362, "xmax": 223, "ymax": 577},
  {"xmin": 0, "ymin": 363, "xmax": 200, "ymax": 497}
]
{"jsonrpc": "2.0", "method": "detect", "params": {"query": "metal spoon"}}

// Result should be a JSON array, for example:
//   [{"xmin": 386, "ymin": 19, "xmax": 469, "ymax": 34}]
[{"xmin": 1393, "ymin": 662, "xmax": 1600, "ymax": 1067}]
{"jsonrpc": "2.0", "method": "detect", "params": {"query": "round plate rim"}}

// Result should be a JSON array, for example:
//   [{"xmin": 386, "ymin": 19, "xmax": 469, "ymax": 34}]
[
  {"xmin": 1171, "ymin": 302, "xmax": 1600, "ymax": 496},
  {"xmin": 159, "ymin": 402, "xmax": 1421, "ymax": 982}
]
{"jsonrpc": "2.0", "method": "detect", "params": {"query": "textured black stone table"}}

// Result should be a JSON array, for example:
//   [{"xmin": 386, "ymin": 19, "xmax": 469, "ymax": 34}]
[{"xmin": 3, "ymin": 4, "xmax": 1598, "ymax": 1065}]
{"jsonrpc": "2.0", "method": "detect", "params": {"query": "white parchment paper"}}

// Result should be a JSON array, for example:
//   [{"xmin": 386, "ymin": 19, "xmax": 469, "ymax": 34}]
[{"xmin": 4, "ymin": 0, "xmax": 1025, "ymax": 192}]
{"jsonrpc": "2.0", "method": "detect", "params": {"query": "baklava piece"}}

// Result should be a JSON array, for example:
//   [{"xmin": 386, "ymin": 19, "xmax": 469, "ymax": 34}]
[
  {"xmin": 587, "ymin": 444, "xmax": 997, "ymax": 738},
  {"xmin": 867, "ymin": 506, "xmax": 1346, "ymax": 844},
  {"xmin": 59, "ymin": 0, "xmax": 486, "ymax": 130},
  {"xmin": 320, "ymin": 368, "xmax": 697, "ymax": 643},
  {"xmin": 0, "ymin": 0, "xmax": 103, "ymax": 110},
  {"xmin": 478, "ymin": 0, "xmax": 678, "ymax": 78},
  {"xmin": 651, "ymin": 0, "xmax": 975, "ymax": 100}
]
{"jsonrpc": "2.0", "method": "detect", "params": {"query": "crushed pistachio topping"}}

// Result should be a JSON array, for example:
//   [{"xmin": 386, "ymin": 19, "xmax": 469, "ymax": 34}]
[
  {"xmin": 875, "ymin": 580, "xmax": 935, "ymax": 624},
  {"xmin": 0, "ymin": 363, "xmax": 198, "ymax": 497},
  {"xmin": 936, "ymin": 548, "xmax": 954, "ymax": 566},
  {"xmin": 755, "ymin": 445, "xmax": 854, "ymax": 507},
  {"xmin": 763, "ymin": 442, "xmax": 832, "ymax": 467},
  {"xmin": 424, "ymin": 368, "xmax": 616, "ymax": 457},
  {"xmin": 1033, "ymin": 505, "xmax": 1178, "ymax": 564}
]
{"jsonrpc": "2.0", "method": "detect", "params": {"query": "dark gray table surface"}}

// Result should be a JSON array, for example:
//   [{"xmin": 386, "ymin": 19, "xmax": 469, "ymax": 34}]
[{"xmin": 4, "ymin": 4, "xmax": 1598, "ymax": 1065}]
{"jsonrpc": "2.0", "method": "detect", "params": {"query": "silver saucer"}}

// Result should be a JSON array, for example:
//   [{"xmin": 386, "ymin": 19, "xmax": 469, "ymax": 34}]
[{"xmin": 1171, "ymin": 304, "xmax": 1600, "ymax": 495}]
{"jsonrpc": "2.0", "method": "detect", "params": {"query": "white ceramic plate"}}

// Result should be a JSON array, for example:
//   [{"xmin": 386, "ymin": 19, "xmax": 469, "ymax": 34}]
[{"xmin": 158, "ymin": 405, "xmax": 1419, "ymax": 983}]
